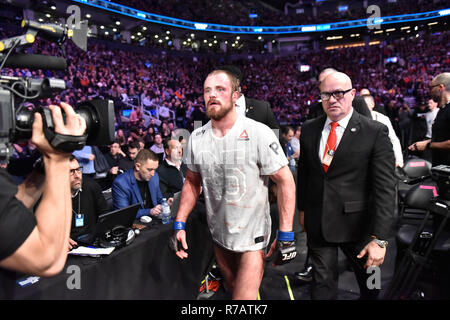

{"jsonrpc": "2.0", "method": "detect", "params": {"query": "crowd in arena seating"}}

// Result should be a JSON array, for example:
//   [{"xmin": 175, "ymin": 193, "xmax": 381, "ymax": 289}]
[
  {"xmin": 1, "ymin": 14, "xmax": 449, "ymax": 175},
  {"xmin": 111, "ymin": 0, "xmax": 448, "ymax": 26}
]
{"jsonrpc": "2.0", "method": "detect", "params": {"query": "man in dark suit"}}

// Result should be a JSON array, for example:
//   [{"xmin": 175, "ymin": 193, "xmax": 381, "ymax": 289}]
[
  {"xmin": 297, "ymin": 68, "xmax": 373, "ymax": 282},
  {"xmin": 297, "ymin": 72, "xmax": 396, "ymax": 300}
]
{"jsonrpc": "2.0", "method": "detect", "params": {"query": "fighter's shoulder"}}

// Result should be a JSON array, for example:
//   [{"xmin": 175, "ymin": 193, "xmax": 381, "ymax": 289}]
[{"xmin": 243, "ymin": 116, "xmax": 274, "ymax": 134}]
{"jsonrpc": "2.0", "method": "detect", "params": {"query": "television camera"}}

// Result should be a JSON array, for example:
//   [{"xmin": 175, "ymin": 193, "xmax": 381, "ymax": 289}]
[{"xmin": 0, "ymin": 19, "xmax": 114, "ymax": 161}]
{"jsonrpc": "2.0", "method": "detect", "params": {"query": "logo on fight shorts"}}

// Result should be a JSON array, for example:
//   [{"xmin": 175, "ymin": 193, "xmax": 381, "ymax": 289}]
[{"xmin": 238, "ymin": 129, "xmax": 249, "ymax": 141}]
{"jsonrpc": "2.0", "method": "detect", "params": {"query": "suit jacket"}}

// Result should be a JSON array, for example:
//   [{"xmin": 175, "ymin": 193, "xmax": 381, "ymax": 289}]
[
  {"xmin": 112, "ymin": 169, "xmax": 163, "ymax": 218},
  {"xmin": 244, "ymin": 97, "xmax": 280, "ymax": 130},
  {"xmin": 297, "ymin": 110, "xmax": 396, "ymax": 250}
]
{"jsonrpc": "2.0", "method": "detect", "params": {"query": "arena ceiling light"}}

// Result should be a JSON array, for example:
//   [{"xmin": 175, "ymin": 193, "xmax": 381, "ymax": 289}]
[
  {"xmin": 194, "ymin": 23, "xmax": 208, "ymax": 30},
  {"xmin": 70, "ymin": 0, "xmax": 450, "ymax": 34},
  {"xmin": 326, "ymin": 36, "xmax": 343, "ymax": 40}
]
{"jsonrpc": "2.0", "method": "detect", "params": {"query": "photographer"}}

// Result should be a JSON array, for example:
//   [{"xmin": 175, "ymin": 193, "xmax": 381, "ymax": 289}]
[{"xmin": 0, "ymin": 102, "xmax": 86, "ymax": 277}]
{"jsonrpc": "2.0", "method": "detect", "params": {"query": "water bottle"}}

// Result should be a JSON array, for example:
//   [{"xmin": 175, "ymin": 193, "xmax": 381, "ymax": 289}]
[{"xmin": 161, "ymin": 198, "xmax": 172, "ymax": 224}]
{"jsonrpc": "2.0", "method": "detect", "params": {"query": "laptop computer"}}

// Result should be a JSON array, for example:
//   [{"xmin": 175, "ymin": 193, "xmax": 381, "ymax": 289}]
[{"xmin": 75, "ymin": 203, "xmax": 140, "ymax": 246}]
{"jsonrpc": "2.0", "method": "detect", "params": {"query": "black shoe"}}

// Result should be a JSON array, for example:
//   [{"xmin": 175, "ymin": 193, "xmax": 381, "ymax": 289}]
[{"xmin": 294, "ymin": 265, "xmax": 313, "ymax": 282}]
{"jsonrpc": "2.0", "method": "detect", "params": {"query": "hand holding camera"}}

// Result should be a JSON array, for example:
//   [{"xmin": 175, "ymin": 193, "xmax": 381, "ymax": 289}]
[{"xmin": 32, "ymin": 102, "xmax": 86, "ymax": 159}]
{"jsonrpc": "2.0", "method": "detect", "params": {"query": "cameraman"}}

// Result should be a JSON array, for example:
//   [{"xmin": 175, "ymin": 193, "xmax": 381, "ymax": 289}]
[{"xmin": 0, "ymin": 102, "xmax": 86, "ymax": 277}]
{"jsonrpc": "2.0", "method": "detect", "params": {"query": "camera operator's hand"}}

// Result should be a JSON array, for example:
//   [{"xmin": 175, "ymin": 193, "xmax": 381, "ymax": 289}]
[
  {"xmin": 31, "ymin": 102, "xmax": 86, "ymax": 158},
  {"xmin": 0, "ymin": 103, "xmax": 87, "ymax": 277}
]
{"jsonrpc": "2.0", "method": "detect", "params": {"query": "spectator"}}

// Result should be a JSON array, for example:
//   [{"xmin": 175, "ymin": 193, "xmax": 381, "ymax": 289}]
[
  {"xmin": 72, "ymin": 145, "xmax": 96, "ymax": 177},
  {"xmin": 150, "ymin": 133, "xmax": 165, "ymax": 161},
  {"xmin": 120, "ymin": 141, "xmax": 141, "ymax": 172},
  {"xmin": 112, "ymin": 149, "xmax": 164, "ymax": 219},
  {"xmin": 425, "ymin": 98, "xmax": 439, "ymax": 139},
  {"xmin": 157, "ymin": 138, "xmax": 186, "ymax": 199},
  {"xmin": 103, "ymin": 141, "xmax": 128, "ymax": 186},
  {"xmin": 68, "ymin": 156, "xmax": 109, "ymax": 249},
  {"xmin": 281, "ymin": 126, "xmax": 297, "ymax": 175},
  {"xmin": 129, "ymin": 106, "xmax": 143, "ymax": 128}
]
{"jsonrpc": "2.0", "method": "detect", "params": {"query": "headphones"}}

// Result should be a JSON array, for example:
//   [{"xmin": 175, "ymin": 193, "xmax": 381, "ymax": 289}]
[{"xmin": 99, "ymin": 225, "xmax": 135, "ymax": 248}]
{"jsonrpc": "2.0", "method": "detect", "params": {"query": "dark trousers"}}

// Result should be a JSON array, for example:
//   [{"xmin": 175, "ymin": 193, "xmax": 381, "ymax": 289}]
[{"xmin": 309, "ymin": 242, "xmax": 380, "ymax": 300}]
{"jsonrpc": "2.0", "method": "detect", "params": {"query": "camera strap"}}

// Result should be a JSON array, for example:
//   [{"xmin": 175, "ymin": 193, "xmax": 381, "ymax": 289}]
[{"xmin": 48, "ymin": 132, "xmax": 87, "ymax": 153}]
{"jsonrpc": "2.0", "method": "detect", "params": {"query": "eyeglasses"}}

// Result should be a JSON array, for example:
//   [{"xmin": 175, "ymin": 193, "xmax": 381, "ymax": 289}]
[
  {"xmin": 320, "ymin": 88, "xmax": 353, "ymax": 101},
  {"xmin": 70, "ymin": 167, "xmax": 83, "ymax": 176}
]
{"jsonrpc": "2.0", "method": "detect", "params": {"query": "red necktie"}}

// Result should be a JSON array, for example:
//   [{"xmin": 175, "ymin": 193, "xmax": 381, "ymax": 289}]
[{"xmin": 323, "ymin": 122, "xmax": 339, "ymax": 172}]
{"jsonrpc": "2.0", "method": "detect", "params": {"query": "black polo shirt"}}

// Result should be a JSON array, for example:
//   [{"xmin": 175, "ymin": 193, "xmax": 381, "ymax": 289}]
[
  {"xmin": 0, "ymin": 169, "xmax": 36, "ymax": 261},
  {"xmin": 431, "ymin": 102, "xmax": 450, "ymax": 166}
]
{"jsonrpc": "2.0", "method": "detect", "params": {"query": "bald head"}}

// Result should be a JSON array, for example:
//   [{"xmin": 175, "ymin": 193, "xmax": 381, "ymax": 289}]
[
  {"xmin": 320, "ymin": 72, "xmax": 353, "ymax": 91},
  {"xmin": 320, "ymin": 72, "xmax": 355, "ymax": 122},
  {"xmin": 430, "ymin": 72, "xmax": 450, "ymax": 105},
  {"xmin": 360, "ymin": 88, "xmax": 371, "ymax": 96},
  {"xmin": 318, "ymin": 68, "xmax": 338, "ymax": 83}
]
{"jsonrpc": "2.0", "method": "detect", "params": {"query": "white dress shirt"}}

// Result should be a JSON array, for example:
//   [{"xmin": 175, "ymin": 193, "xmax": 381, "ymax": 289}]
[
  {"xmin": 371, "ymin": 110, "xmax": 404, "ymax": 167},
  {"xmin": 319, "ymin": 108, "xmax": 354, "ymax": 160},
  {"xmin": 235, "ymin": 94, "xmax": 246, "ymax": 117}
]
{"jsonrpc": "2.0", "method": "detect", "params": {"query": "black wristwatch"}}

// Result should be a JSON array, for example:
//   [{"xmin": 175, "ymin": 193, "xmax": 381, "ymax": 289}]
[
  {"xmin": 426, "ymin": 141, "xmax": 432, "ymax": 149},
  {"xmin": 372, "ymin": 238, "xmax": 388, "ymax": 248}
]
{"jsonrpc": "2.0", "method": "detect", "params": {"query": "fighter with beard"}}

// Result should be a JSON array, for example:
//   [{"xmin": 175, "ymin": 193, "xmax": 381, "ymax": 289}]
[{"xmin": 169, "ymin": 69, "xmax": 297, "ymax": 300}]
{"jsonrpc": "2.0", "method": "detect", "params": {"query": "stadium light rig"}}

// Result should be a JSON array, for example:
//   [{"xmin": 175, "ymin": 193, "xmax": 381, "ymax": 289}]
[{"xmin": 70, "ymin": 0, "xmax": 450, "ymax": 35}]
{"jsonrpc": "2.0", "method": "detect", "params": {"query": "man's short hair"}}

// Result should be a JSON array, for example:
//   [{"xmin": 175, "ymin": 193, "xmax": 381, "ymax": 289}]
[
  {"xmin": 163, "ymin": 138, "xmax": 171, "ymax": 150},
  {"xmin": 69, "ymin": 154, "xmax": 76, "ymax": 161},
  {"xmin": 135, "ymin": 149, "xmax": 159, "ymax": 164},
  {"xmin": 363, "ymin": 94, "xmax": 375, "ymax": 106},
  {"xmin": 433, "ymin": 72, "xmax": 450, "ymax": 92},
  {"xmin": 282, "ymin": 126, "xmax": 294, "ymax": 136},
  {"xmin": 207, "ymin": 69, "xmax": 240, "ymax": 93},
  {"xmin": 218, "ymin": 65, "xmax": 243, "ymax": 83},
  {"xmin": 128, "ymin": 141, "xmax": 140, "ymax": 150}
]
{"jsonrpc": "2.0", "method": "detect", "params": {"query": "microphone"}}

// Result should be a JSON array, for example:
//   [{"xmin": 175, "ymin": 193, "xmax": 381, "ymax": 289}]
[{"xmin": 2, "ymin": 54, "xmax": 67, "ymax": 70}]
